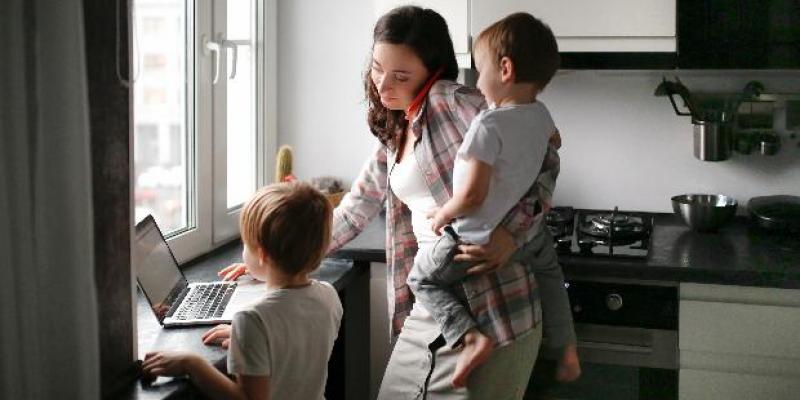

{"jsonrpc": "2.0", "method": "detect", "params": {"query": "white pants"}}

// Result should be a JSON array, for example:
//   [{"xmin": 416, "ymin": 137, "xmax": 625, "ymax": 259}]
[{"xmin": 378, "ymin": 304, "xmax": 542, "ymax": 400}]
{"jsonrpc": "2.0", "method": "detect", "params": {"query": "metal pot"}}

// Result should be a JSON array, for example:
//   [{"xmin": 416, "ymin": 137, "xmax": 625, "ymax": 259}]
[{"xmin": 694, "ymin": 118, "xmax": 732, "ymax": 161}]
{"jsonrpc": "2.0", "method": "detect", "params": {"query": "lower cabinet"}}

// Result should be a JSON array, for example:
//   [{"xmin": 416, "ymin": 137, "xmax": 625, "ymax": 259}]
[
  {"xmin": 679, "ymin": 283, "xmax": 800, "ymax": 400},
  {"xmin": 680, "ymin": 368, "xmax": 800, "ymax": 399}
]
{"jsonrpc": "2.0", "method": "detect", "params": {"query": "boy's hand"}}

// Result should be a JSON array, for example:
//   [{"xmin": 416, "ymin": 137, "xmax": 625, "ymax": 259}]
[
  {"xmin": 142, "ymin": 351, "xmax": 199, "ymax": 378},
  {"xmin": 549, "ymin": 130, "xmax": 562, "ymax": 149},
  {"xmin": 219, "ymin": 263, "xmax": 248, "ymax": 281},
  {"xmin": 555, "ymin": 344, "xmax": 581, "ymax": 382},
  {"xmin": 201, "ymin": 324, "xmax": 232, "ymax": 349},
  {"xmin": 426, "ymin": 207, "xmax": 449, "ymax": 235}
]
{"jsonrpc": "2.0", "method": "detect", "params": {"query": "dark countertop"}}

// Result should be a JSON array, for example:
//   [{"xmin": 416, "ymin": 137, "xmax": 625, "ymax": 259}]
[
  {"xmin": 330, "ymin": 214, "xmax": 800, "ymax": 289},
  {"xmin": 127, "ymin": 241, "xmax": 362, "ymax": 400}
]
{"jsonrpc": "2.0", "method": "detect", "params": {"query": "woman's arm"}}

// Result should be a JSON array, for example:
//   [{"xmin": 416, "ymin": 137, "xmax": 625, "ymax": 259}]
[
  {"xmin": 220, "ymin": 144, "xmax": 390, "ymax": 281},
  {"xmin": 328, "ymin": 143, "xmax": 389, "ymax": 253}
]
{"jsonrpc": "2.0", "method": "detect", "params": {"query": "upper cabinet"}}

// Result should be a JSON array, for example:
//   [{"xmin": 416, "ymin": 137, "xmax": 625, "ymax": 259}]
[
  {"xmin": 375, "ymin": 0, "xmax": 677, "ymax": 69},
  {"xmin": 677, "ymin": 0, "xmax": 800, "ymax": 69},
  {"xmin": 374, "ymin": 0, "xmax": 799, "ymax": 70},
  {"xmin": 471, "ymin": 0, "xmax": 675, "ymax": 53},
  {"xmin": 472, "ymin": 0, "xmax": 676, "ymax": 69}
]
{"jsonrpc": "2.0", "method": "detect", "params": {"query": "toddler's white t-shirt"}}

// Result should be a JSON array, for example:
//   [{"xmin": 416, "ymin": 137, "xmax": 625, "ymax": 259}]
[{"xmin": 451, "ymin": 101, "xmax": 555, "ymax": 244}]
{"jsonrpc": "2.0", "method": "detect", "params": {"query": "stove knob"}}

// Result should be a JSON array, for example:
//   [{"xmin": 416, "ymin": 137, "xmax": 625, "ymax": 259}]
[{"xmin": 606, "ymin": 293, "xmax": 623, "ymax": 311}]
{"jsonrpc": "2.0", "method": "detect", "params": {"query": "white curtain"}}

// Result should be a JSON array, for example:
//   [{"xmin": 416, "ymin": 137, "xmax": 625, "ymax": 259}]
[{"xmin": 0, "ymin": 0, "xmax": 100, "ymax": 398}]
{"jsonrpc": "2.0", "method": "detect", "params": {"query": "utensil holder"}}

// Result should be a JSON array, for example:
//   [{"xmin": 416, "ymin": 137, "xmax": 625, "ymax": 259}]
[{"xmin": 694, "ymin": 121, "xmax": 732, "ymax": 161}]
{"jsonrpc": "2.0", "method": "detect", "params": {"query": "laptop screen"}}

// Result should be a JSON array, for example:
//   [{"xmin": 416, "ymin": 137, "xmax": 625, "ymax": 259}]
[{"xmin": 133, "ymin": 215, "xmax": 187, "ymax": 322}]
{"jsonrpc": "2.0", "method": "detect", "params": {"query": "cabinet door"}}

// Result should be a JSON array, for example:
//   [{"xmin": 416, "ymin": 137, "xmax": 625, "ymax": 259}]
[
  {"xmin": 679, "ymin": 283, "xmax": 800, "ymax": 359},
  {"xmin": 677, "ymin": 0, "xmax": 800, "ymax": 69},
  {"xmin": 680, "ymin": 300, "xmax": 800, "ymax": 359},
  {"xmin": 678, "ymin": 283, "xmax": 800, "ymax": 400},
  {"xmin": 680, "ymin": 369, "xmax": 800, "ymax": 400},
  {"xmin": 470, "ymin": 0, "xmax": 676, "ymax": 52},
  {"xmin": 374, "ymin": 0, "xmax": 469, "ymax": 55}
]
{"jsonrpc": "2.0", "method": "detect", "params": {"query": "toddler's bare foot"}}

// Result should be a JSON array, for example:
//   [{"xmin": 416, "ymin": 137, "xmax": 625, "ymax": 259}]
[
  {"xmin": 451, "ymin": 330, "xmax": 493, "ymax": 388},
  {"xmin": 556, "ymin": 344, "xmax": 581, "ymax": 382}
]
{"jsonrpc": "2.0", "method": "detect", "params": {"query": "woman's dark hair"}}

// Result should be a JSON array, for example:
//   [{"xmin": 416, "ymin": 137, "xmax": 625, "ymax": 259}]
[{"xmin": 365, "ymin": 6, "xmax": 459, "ymax": 149}]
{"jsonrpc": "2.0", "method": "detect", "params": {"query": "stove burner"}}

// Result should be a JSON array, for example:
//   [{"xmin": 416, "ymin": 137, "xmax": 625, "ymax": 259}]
[
  {"xmin": 546, "ymin": 206, "xmax": 654, "ymax": 258},
  {"xmin": 547, "ymin": 207, "xmax": 574, "ymax": 240},
  {"xmin": 581, "ymin": 213, "xmax": 647, "ymax": 239}
]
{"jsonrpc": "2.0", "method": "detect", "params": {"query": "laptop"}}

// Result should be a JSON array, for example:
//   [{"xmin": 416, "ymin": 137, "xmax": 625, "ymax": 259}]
[{"xmin": 134, "ymin": 215, "xmax": 261, "ymax": 327}]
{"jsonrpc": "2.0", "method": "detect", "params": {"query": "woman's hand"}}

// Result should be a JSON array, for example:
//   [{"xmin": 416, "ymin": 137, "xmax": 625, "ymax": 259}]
[
  {"xmin": 142, "ymin": 351, "xmax": 200, "ymax": 378},
  {"xmin": 201, "ymin": 324, "xmax": 232, "ymax": 349},
  {"xmin": 454, "ymin": 226, "xmax": 517, "ymax": 275},
  {"xmin": 218, "ymin": 263, "xmax": 248, "ymax": 281}
]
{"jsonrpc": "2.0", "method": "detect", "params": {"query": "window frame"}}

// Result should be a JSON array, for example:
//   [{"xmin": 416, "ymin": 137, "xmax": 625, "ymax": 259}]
[{"xmin": 159, "ymin": 0, "xmax": 276, "ymax": 264}]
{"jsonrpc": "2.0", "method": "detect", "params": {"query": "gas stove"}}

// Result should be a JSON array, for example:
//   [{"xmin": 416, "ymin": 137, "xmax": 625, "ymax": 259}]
[{"xmin": 546, "ymin": 206, "xmax": 656, "ymax": 259}]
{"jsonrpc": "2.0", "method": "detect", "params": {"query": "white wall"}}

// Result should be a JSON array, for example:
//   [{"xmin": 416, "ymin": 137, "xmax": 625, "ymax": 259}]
[
  {"xmin": 278, "ymin": 2, "xmax": 800, "ymax": 215},
  {"xmin": 277, "ymin": 4, "xmax": 391, "ymax": 396},
  {"xmin": 277, "ymin": 0, "xmax": 376, "ymax": 183}
]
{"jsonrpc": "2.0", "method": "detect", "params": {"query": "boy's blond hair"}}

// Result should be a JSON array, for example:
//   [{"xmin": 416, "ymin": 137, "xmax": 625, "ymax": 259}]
[
  {"xmin": 240, "ymin": 182, "xmax": 333, "ymax": 275},
  {"xmin": 475, "ymin": 12, "xmax": 560, "ymax": 89}
]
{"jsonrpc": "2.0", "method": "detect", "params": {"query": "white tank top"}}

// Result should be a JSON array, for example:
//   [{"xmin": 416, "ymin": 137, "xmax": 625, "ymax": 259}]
[{"xmin": 388, "ymin": 151, "xmax": 439, "ymax": 246}]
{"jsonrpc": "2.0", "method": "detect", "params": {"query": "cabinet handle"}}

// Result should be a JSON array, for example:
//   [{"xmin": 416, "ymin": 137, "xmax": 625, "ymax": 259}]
[{"xmin": 578, "ymin": 340, "xmax": 652, "ymax": 355}]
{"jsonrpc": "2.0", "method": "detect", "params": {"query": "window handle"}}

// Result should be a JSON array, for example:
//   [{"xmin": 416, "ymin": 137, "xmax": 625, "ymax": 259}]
[
  {"xmin": 204, "ymin": 36, "xmax": 246, "ymax": 84},
  {"xmin": 204, "ymin": 35, "xmax": 223, "ymax": 85},
  {"xmin": 222, "ymin": 40, "xmax": 237, "ymax": 80}
]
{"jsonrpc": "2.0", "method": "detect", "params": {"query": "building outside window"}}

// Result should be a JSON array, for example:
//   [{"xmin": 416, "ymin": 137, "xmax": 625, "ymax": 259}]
[{"xmin": 132, "ymin": 0, "xmax": 276, "ymax": 262}]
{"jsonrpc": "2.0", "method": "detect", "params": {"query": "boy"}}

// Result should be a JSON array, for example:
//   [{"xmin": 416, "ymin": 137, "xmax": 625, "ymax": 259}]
[
  {"xmin": 406, "ymin": 12, "xmax": 579, "ymax": 388},
  {"xmin": 142, "ymin": 182, "xmax": 343, "ymax": 400}
]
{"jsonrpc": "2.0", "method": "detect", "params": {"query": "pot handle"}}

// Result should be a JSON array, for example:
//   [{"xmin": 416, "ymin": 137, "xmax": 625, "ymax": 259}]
[{"xmin": 654, "ymin": 78, "xmax": 703, "ymax": 121}]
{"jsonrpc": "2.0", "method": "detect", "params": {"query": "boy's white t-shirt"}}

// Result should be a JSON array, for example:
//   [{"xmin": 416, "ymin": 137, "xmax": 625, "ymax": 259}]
[
  {"xmin": 451, "ymin": 101, "xmax": 555, "ymax": 244},
  {"xmin": 227, "ymin": 279, "xmax": 343, "ymax": 400}
]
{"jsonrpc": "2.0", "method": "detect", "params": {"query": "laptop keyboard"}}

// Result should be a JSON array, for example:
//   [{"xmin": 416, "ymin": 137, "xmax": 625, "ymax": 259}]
[{"xmin": 174, "ymin": 283, "xmax": 236, "ymax": 320}]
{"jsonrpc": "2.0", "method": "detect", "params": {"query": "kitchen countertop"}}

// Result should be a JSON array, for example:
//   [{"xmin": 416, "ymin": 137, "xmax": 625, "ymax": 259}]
[
  {"xmin": 122, "ymin": 212, "xmax": 799, "ymax": 398},
  {"xmin": 333, "ymin": 213, "xmax": 800, "ymax": 289},
  {"xmin": 123, "ymin": 240, "xmax": 365, "ymax": 400}
]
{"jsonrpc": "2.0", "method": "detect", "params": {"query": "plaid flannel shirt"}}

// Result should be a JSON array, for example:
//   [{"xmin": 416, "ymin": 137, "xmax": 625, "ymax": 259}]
[{"xmin": 329, "ymin": 80, "xmax": 560, "ymax": 346}]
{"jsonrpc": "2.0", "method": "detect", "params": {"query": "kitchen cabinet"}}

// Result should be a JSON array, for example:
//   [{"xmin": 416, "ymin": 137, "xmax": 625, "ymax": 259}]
[
  {"xmin": 471, "ymin": 0, "xmax": 675, "ymax": 53},
  {"xmin": 677, "ymin": 0, "xmax": 800, "ymax": 69},
  {"xmin": 679, "ymin": 283, "xmax": 800, "ymax": 400},
  {"xmin": 471, "ymin": 0, "xmax": 676, "ymax": 69},
  {"xmin": 375, "ymin": 0, "xmax": 676, "ymax": 69}
]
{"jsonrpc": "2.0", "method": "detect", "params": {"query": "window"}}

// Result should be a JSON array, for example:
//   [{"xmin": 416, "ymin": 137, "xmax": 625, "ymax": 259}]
[{"xmin": 133, "ymin": 0, "xmax": 277, "ymax": 262}]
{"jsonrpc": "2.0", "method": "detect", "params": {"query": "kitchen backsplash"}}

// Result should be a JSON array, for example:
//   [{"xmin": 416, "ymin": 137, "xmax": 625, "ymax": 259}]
[
  {"xmin": 539, "ymin": 70, "xmax": 800, "ymax": 212},
  {"xmin": 278, "ymin": 1, "xmax": 800, "ymax": 213}
]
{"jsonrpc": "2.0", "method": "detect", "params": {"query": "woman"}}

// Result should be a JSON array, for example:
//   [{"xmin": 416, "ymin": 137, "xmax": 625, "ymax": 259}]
[
  {"xmin": 327, "ymin": 6, "xmax": 575, "ymax": 399},
  {"xmin": 219, "ymin": 5, "xmax": 575, "ymax": 398}
]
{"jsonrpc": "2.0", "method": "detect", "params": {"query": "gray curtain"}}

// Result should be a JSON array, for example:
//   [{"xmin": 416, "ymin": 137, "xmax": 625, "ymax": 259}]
[{"xmin": 0, "ymin": 0, "xmax": 100, "ymax": 398}]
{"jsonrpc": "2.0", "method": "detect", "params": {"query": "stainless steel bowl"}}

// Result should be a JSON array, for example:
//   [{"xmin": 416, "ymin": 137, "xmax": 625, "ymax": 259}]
[{"xmin": 671, "ymin": 194, "xmax": 738, "ymax": 232}]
